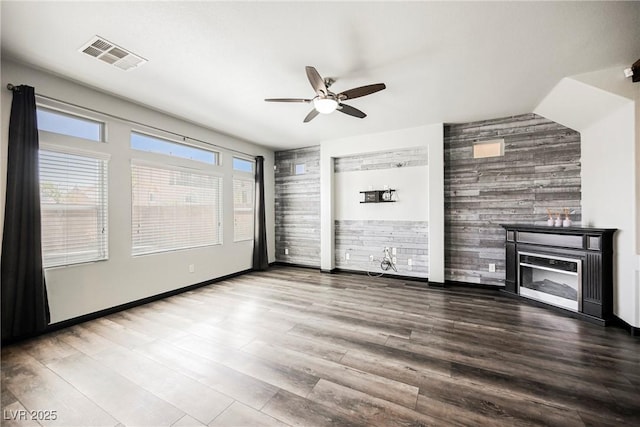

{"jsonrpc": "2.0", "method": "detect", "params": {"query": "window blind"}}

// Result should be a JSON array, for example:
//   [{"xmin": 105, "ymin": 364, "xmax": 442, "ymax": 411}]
[
  {"xmin": 132, "ymin": 163, "xmax": 222, "ymax": 255},
  {"xmin": 233, "ymin": 177, "xmax": 254, "ymax": 242},
  {"xmin": 39, "ymin": 149, "xmax": 108, "ymax": 267}
]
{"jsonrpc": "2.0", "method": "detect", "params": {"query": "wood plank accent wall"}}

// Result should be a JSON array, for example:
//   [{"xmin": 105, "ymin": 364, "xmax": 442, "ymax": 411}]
[
  {"xmin": 274, "ymin": 146, "xmax": 321, "ymax": 266},
  {"xmin": 444, "ymin": 113, "xmax": 581, "ymax": 286},
  {"xmin": 334, "ymin": 147, "xmax": 428, "ymax": 173},
  {"xmin": 335, "ymin": 220, "xmax": 429, "ymax": 278}
]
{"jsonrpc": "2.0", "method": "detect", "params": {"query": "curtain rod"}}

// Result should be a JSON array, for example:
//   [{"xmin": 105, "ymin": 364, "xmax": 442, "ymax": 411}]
[{"xmin": 5, "ymin": 83, "xmax": 257, "ymax": 159}]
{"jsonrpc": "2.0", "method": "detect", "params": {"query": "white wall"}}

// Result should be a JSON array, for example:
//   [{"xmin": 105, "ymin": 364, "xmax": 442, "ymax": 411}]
[
  {"xmin": 581, "ymin": 104, "xmax": 637, "ymax": 327},
  {"xmin": 1, "ymin": 59, "xmax": 275, "ymax": 323},
  {"xmin": 636, "ymin": 81, "xmax": 640, "ymax": 327},
  {"xmin": 335, "ymin": 166, "xmax": 429, "ymax": 221},
  {"xmin": 535, "ymin": 69, "xmax": 638, "ymax": 327},
  {"xmin": 320, "ymin": 124, "xmax": 444, "ymax": 282}
]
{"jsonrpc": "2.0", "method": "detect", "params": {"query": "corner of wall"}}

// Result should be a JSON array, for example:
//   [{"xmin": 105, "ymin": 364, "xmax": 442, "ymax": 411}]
[{"xmin": 534, "ymin": 71, "xmax": 638, "ymax": 327}]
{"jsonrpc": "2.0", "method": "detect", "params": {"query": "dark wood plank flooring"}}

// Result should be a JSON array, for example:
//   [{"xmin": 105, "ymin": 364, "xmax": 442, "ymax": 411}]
[{"xmin": 2, "ymin": 266, "xmax": 639, "ymax": 426}]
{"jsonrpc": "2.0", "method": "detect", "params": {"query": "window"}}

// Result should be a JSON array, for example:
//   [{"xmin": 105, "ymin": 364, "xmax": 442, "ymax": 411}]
[
  {"xmin": 37, "ymin": 107, "xmax": 104, "ymax": 142},
  {"xmin": 233, "ymin": 178, "xmax": 254, "ymax": 241},
  {"xmin": 233, "ymin": 157, "xmax": 254, "ymax": 173},
  {"xmin": 131, "ymin": 162, "xmax": 222, "ymax": 255},
  {"xmin": 131, "ymin": 132, "xmax": 218, "ymax": 165},
  {"xmin": 232, "ymin": 157, "xmax": 254, "ymax": 242},
  {"xmin": 39, "ymin": 149, "xmax": 108, "ymax": 267}
]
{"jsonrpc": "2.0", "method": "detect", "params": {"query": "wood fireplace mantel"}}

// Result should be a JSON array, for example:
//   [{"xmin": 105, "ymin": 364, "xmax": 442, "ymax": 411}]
[{"xmin": 501, "ymin": 224, "xmax": 616, "ymax": 325}]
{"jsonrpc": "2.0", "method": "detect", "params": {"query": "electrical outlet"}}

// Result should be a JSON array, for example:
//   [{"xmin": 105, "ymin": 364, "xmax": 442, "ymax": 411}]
[
  {"xmin": 369, "ymin": 255, "xmax": 374, "ymax": 261},
  {"xmin": 345, "ymin": 252, "xmax": 350, "ymax": 260},
  {"xmin": 392, "ymin": 247, "xmax": 397, "ymax": 256},
  {"xmin": 189, "ymin": 264, "xmax": 195, "ymax": 273},
  {"xmin": 408, "ymin": 258, "xmax": 412, "ymax": 266},
  {"xmin": 489, "ymin": 263, "xmax": 496, "ymax": 272},
  {"xmin": 284, "ymin": 248, "xmax": 289, "ymax": 255},
  {"xmin": 392, "ymin": 257, "xmax": 397, "ymax": 264}
]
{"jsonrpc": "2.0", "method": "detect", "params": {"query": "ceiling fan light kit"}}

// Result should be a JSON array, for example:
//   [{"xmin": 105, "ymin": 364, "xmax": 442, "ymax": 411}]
[
  {"xmin": 265, "ymin": 66, "xmax": 386, "ymax": 122},
  {"xmin": 313, "ymin": 97, "xmax": 338, "ymax": 114}
]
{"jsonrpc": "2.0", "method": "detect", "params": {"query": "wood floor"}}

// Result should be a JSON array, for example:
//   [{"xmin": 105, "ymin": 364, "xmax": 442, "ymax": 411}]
[{"xmin": 2, "ymin": 266, "xmax": 639, "ymax": 426}]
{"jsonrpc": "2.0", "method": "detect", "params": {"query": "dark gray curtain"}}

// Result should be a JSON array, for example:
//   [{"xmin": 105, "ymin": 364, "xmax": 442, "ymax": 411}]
[
  {"xmin": 252, "ymin": 156, "xmax": 269, "ymax": 270},
  {"xmin": 1, "ymin": 85, "xmax": 50, "ymax": 342}
]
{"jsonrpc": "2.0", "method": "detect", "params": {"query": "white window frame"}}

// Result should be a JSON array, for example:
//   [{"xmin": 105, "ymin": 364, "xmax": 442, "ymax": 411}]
[
  {"xmin": 233, "ymin": 176, "xmax": 255, "ymax": 242},
  {"xmin": 232, "ymin": 156, "xmax": 254, "ymax": 173},
  {"xmin": 38, "ymin": 144, "xmax": 110, "ymax": 268},
  {"xmin": 130, "ymin": 128, "xmax": 223, "ymax": 256},
  {"xmin": 36, "ymin": 100, "xmax": 107, "ymax": 143},
  {"xmin": 232, "ymin": 156, "xmax": 255, "ymax": 242},
  {"xmin": 36, "ymin": 99, "xmax": 110, "ymax": 269},
  {"xmin": 130, "ymin": 130, "xmax": 219, "ymax": 165}
]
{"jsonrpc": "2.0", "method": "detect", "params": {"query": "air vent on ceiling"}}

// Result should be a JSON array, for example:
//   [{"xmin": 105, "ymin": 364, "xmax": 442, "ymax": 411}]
[{"xmin": 79, "ymin": 36, "xmax": 147, "ymax": 71}]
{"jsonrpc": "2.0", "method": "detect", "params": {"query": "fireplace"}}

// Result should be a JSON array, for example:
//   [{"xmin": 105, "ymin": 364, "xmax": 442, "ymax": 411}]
[
  {"xmin": 518, "ymin": 252, "xmax": 581, "ymax": 312},
  {"xmin": 502, "ymin": 224, "xmax": 616, "ymax": 325}
]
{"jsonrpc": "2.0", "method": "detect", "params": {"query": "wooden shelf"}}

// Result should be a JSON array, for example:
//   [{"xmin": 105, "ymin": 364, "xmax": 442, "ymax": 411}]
[{"xmin": 360, "ymin": 189, "xmax": 395, "ymax": 203}]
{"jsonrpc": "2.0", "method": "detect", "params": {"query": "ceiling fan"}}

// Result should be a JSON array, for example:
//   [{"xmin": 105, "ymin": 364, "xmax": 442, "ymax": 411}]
[{"xmin": 265, "ymin": 66, "xmax": 386, "ymax": 123}]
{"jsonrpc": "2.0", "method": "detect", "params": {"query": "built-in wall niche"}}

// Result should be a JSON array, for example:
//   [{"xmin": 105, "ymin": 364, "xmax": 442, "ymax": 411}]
[{"xmin": 333, "ymin": 147, "xmax": 429, "ymax": 278}]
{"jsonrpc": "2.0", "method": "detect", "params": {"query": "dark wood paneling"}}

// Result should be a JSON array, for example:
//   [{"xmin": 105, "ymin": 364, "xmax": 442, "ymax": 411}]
[
  {"xmin": 505, "ymin": 242, "xmax": 516, "ymax": 293},
  {"xmin": 584, "ymin": 252, "xmax": 602, "ymax": 302},
  {"xmin": 445, "ymin": 113, "xmax": 581, "ymax": 285}
]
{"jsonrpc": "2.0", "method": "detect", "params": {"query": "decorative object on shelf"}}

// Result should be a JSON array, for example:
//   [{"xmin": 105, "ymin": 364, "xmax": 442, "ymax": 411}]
[
  {"xmin": 554, "ymin": 212, "xmax": 562, "ymax": 227},
  {"xmin": 563, "ymin": 207, "xmax": 572, "ymax": 227},
  {"xmin": 360, "ymin": 189, "xmax": 396, "ymax": 203},
  {"xmin": 546, "ymin": 208, "xmax": 554, "ymax": 226}
]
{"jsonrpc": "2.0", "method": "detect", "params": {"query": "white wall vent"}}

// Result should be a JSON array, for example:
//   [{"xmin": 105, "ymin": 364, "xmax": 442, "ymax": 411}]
[{"xmin": 80, "ymin": 36, "xmax": 147, "ymax": 71}]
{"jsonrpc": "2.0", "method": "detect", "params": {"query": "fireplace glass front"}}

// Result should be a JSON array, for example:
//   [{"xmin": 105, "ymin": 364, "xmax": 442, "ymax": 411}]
[{"xmin": 518, "ymin": 252, "xmax": 581, "ymax": 312}]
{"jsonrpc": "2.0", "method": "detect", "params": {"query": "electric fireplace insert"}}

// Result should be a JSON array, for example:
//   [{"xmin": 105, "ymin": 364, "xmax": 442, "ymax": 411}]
[{"xmin": 518, "ymin": 252, "xmax": 581, "ymax": 312}]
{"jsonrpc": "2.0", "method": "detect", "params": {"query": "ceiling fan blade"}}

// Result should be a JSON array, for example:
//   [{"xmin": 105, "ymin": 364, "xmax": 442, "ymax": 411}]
[
  {"xmin": 337, "ymin": 103, "xmax": 366, "ymax": 119},
  {"xmin": 264, "ymin": 98, "xmax": 311, "ymax": 103},
  {"xmin": 338, "ymin": 83, "xmax": 386, "ymax": 100},
  {"xmin": 303, "ymin": 109, "xmax": 320, "ymax": 123},
  {"xmin": 305, "ymin": 66, "xmax": 327, "ymax": 96}
]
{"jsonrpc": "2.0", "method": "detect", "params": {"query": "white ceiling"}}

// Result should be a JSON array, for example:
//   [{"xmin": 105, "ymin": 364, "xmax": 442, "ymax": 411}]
[{"xmin": 2, "ymin": 1, "xmax": 639, "ymax": 150}]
